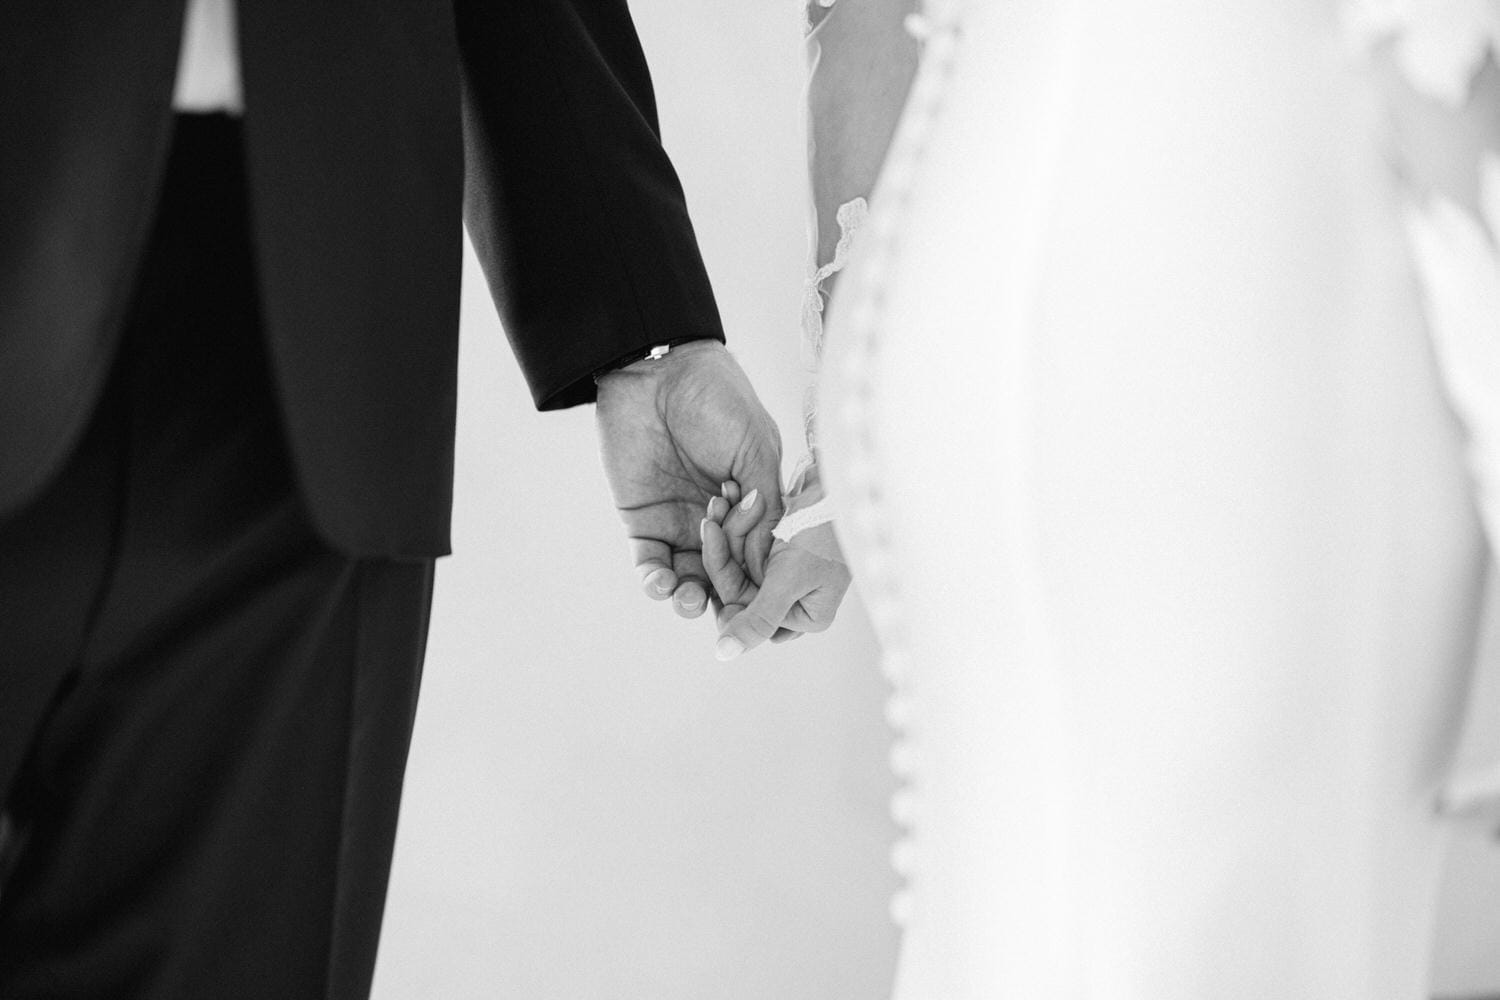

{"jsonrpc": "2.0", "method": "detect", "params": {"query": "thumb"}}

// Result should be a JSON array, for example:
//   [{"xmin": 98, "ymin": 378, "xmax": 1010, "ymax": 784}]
[{"xmin": 715, "ymin": 576, "xmax": 803, "ymax": 662}]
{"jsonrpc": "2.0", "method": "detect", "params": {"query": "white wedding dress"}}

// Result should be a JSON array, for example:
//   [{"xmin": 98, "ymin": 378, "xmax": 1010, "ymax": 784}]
[{"xmin": 806, "ymin": 0, "xmax": 1500, "ymax": 996}]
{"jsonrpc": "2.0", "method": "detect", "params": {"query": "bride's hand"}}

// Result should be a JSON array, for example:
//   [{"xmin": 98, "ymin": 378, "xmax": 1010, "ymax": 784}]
[{"xmin": 701, "ymin": 484, "xmax": 851, "ymax": 661}]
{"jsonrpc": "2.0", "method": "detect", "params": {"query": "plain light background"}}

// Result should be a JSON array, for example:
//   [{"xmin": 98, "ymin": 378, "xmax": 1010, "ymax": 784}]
[
  {"xmin": 373, "ymin": 3, "xmax": 902, "ymax": 999},
  {"xmin": 371, "ymin": 2, "xmax": 1500, "ymax": 996}
]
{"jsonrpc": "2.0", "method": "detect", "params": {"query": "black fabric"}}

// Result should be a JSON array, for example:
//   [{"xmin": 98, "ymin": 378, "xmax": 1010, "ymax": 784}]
[
  {"xmin": 0, "ymin": 0, "xmax": 726, "ymax": 557},
  {"xmin": 0, "ymin": 117, "xmax": 435, "ymax": 999}
]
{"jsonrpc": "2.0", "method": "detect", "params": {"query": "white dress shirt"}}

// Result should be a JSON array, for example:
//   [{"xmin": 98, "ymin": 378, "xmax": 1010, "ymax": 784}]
[{"xmin": 171, "ymin": 0, "xmax": 244, "ymax": 113}]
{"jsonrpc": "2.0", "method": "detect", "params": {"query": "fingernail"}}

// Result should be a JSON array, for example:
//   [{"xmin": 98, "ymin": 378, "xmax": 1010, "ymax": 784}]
[
  {"xmin": 740, "ymin": 488, "xmax": 759, "ymax": 511},
  {"xmin": 699, "ymin": 518, "xmax": 709, "ymax": 543},
  {"xmin": 716, "ymin": 636, "xmax": 745, "ymax": 662},
  {"xmin": 721, "ymin": 481, "xmax": 733, "ymax": 496},
  {"xmin": 647, "ymin": 569, "xmax": 672, "ymax": 594},
  {"xmin": 681, "ymin": 594, "xmax": 704, "ymax": 612}
]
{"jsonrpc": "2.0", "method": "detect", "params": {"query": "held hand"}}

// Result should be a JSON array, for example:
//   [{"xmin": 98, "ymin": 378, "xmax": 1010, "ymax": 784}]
[
  {"xmin": 595, "ymin": 340, "xmax": 782, "ymax": 618},
  {"xmin": 702, "ymin": 485, "xmax": 851, "ymax": 660}
]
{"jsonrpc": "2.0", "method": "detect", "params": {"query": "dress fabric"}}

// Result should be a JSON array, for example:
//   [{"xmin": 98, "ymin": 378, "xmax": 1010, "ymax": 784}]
[{"xmin": 812, "ymin": 0, "xmax": 1500, "ymax": 996}]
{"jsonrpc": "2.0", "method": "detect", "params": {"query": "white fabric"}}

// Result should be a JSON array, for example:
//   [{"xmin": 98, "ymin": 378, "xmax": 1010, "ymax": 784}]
[
  {"xmin": 816, "ymin": 0, "xmax": 1497, "ymax": 996},
  {"xmin": 172, "ymin": 0, "xmax": 243, "ymax": 114},
  {"xmin": 802, "ymin": 196, "xmax": 869, "ymax": 363},
  {"xmin": 771, "ymin": 496, "xmax": 836, "ymax": 543}
]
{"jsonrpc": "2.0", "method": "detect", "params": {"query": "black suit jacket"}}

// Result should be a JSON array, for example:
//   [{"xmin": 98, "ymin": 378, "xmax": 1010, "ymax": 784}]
[{"xmin": 0, "ymin": 0, "xmax": 725, "ymax": 558}]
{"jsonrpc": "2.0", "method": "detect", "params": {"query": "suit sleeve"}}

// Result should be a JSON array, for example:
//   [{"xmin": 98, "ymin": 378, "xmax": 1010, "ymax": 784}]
[{"xmin": 454, "ymin": 0, "xmax": 726, "ymax": 410}]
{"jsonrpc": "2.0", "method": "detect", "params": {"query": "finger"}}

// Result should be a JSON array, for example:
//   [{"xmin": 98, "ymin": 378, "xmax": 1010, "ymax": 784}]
[
  {"xmin": 701, "ymin": 517, "xmax": 756, "ymax": 608},
  {"xmin": 700, "ymin": 516, "xmax": 731, "ymax": 583},
  {"xmin": 760, "ymin": 605, "xmax": 819, "ymax": 639},
  {"xmin": 706, "ymin": 495, "xmax": 732, "ymax": 527},
  {"xmin": 745, "ymin": 524, "xmax": 773, "ymax": 586},
  {"xmin": 720, "ymin": 480, "xmax": 742, "ymax": 506},
  {"xmin": 716, "ymin": 576, "xmax": 805, "ymax": 661},
  {"xmin": 736, "ymin": 463, "xmax": 782, "ymax": 589},
  {"xmin": 779, "ymin": 604, "xmax": 827, "ymax": 633},
  {"xmin": 630, "ymin": 537, "xmax": 677, "ymax": 601},
  {"xmin": 789, "ymin": 574, "xmax": 851, "ymax": 632},
  {"xmin": 672, "ymin": 548, "xmax": 710, "ymax": 619},
  {"xmin": 674, "ymin": 582, "xmax": 707, "ymax": 618},
  {"xmin": 719, "ymin": 487, "xmax": 765, "ymax": 570},
  {"xmin": 716, "ymin": 602, "xmax": 744, "ymax": 631},
  {"xmin": 733, "ymin": 440, "xmax": 783, "ymax": 545}
]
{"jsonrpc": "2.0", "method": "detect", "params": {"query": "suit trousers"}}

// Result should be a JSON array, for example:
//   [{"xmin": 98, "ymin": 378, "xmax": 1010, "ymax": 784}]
[{"xmin": 0, "ymin": 115, "xmax": 435, "ymax": 999}]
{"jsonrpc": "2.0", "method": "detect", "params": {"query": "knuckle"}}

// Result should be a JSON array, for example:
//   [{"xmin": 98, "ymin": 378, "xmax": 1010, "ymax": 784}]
[{"xmin": 736, "ymin": 611, "xmax": 779, "ymax": 638}]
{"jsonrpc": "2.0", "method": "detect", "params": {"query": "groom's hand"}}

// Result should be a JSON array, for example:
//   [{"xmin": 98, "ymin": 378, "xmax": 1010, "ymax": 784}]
[{"xmin": 595, "ymin": 340, "xmax": 782, "ymax": 619}]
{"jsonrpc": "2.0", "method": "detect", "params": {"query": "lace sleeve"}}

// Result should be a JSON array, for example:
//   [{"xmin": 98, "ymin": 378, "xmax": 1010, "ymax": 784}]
[{"xmin": 792, "ymin": 0, "xmax": 919, "ymax": 519}]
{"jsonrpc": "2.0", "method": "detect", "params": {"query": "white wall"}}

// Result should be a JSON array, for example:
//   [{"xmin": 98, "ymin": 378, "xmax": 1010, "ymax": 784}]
[{"xmin": 372, "ymin": 4, "xmax": 902, "ymax": 998}]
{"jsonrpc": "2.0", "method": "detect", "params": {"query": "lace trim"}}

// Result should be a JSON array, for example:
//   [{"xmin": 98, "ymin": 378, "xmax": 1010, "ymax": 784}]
[
  {"xmin": 771, "ymin": 496, "xmax": 836, "ymax": 542},
  {"xmin": 784, "ymin": 449, "xmax": 819, "ymax": 499},
  {"xmin": 799, "ymin": 197, "xmax": 869, "ymax": 457},
  {"xmin": 801, "ymin": 196, "xmax": 870, "ymax": 366}
]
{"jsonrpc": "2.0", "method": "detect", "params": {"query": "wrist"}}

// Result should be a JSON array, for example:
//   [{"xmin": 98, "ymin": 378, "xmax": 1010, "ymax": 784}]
[{"xmin": 592, "ymin": 337, "xmax": 722, "ymax": 385}]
